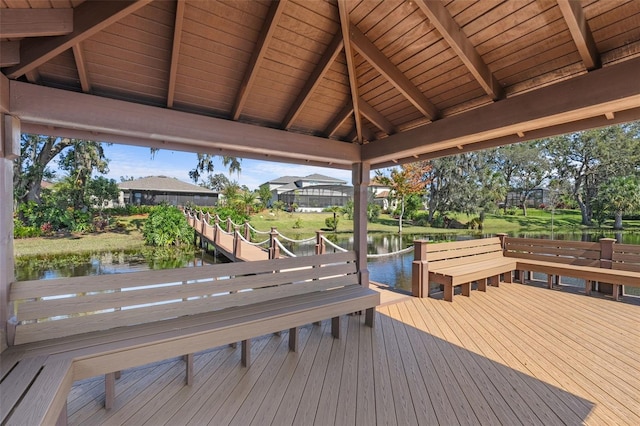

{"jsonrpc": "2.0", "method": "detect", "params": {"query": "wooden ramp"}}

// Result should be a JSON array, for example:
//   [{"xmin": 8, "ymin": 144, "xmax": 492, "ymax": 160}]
[{"xmin": 66, "ymin": 282, "xmax": 640, "ymax": 425}]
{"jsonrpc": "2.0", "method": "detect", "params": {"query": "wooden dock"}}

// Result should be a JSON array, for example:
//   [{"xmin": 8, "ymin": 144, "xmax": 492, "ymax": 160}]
[{"xmin": 66, "ymin": 282, "xmax": 640, "ymax": 425}]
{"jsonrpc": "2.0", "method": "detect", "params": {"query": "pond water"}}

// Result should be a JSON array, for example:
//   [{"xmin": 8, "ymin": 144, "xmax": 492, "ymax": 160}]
[{"xmin": 15, "ymin": 230, "xmax": 640, "ymax": 296}]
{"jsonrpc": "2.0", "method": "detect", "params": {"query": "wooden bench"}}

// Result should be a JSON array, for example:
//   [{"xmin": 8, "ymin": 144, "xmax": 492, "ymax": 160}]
[
  {"xmin": 504, "ymin": 237, "xmax": 640, "ymax": 300},
  {"xmin": 0, "ymin": 251, "xmax": 379, "ymax": 425},
  {"xmin": 425, "ymin": 237, "xmax": 517, "ymax": 302}
]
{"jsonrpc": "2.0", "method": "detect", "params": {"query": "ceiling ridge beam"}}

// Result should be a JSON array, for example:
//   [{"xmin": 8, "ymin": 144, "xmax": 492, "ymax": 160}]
[
  {"xmin": 167, "ymin": 0, "xmax": 187, "ymax": 108},
  {"xmin": 324, "ymin": 101, "xmax": 353, "ymax": 138},
  {"xmin": 281, "ymin": 31, "xmax": 344, "ymax": 130},
  {"xmin": 557, "ymin": 0, "xmax": 600, "ymax": 70},
  {"xmin": 0, "ymin": 8, "xmax": 73, "ymax": 38},
  {"xmin": 232, "ymin": 0, "xmax": 288, "ymax": 121},
  {"xmin": 72, "ymin": 43, "xmax": 90, "ymax": 93},
  {"xmin": 349, "ymin": 22, "xmax": 439, "ymax": 120},
  {"xmin": 358, "ymin": 97, "xmax": 395, "ymax": 135},
  {"xmin": 338, "ymin": 0, "xmax": 362, "ymax": 143},
  {"xmin": 5, "ymin": 0, "xmax": 153, "ymax": 79},
  {"xmin": 414, "ymin": 0, "xmax": 503, "ymax": 101}
]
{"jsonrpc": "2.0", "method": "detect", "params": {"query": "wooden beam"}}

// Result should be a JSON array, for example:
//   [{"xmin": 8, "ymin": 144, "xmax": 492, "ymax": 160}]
[
  {"xmin": 0, "ymin": 73, "xmax": 9, "ymax": 114},
  {"xmin": 0, "ymin": 8, "xmax": 73, "ymax": 38},
  {"xmin": 4, "ymin": 0, "xmax": 153, "ymax": 79},
  {"xmin": 25, "ymin": 70, "xmax": 41, "ymax": 85},
  {"xmin": 349, "ymin": 23, "xmax": 438, "ymax": 120},
  {"xmin": 324, "ymin": 101, "xmax": 353, "ymax": 137},
  {"xmin": 0, "ymin": 42, "xmax": 20, "ymax": 67},
  {"xmin": 362, "ymin": 56, "xmax": 640, "ymax": 165},
  {"xmin": 359, "ymin": 97, "xmax": 395, "ymax": 135},
  {"xmin": 557, "ymin": 0, "xmax": 600, "ymax": 70},
  {"xmin": 338, "ymin": 0, "xmax": 362, "ymax": 143},
  {"xmin": 10, "ymin": 81, "xmax": 360, "ymax": 167},
  {"xmin": 167, "ymin": 0, "xmax": 186, "ymax": 108},
  {"xmin": 281, "ymin": 31, "xmax": 344, "ymax": 130},
  {"xmin": 72, "ymin": 43, "xmax": 91, "ymax": 93},
  {"xmin": 232, "ymin": 0, "xmax": 287, "ymax": 120},
  {"xmin": 414, "ymin": 0, "xmax": 503, "ymax": 100}
]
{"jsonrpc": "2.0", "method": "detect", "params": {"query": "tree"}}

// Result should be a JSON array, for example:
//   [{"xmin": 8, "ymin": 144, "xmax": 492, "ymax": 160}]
[
  {"xmin": 57, "ymin": 140, "xmax": 110, "ymax": 210},
  {"xmin": 189, "ymin": 154, "xmax": 242, "ymax": 184},
  {"xmin": 202, "ymin": 173, "xmax": 231, "ymax": 192},
  {"xmin": 375, "ymin": 162, "xmax": 429, "ymax": 233},
  {"xmin": 237, "ymin": 190, "xmax": 258, "ymax": 215},
  {"xmin": 220, "ymin": 181, "xmax": 241, "ymax": 207},
  {"xmin": 597, "ymin": 176, "xmax": 640, "ymax": 230},
  {"xmin": 86, "ymin": 177, "xmax": 119, "ymax": 215},
  {"xmin": 257, "ymin": 183, "xmax": 273, "ymax": 210}
]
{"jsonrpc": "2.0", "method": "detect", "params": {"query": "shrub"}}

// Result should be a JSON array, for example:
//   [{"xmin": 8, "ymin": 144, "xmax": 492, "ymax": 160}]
[
  {"xmin": 13, "ymin": 218, "xmax": 41, "ymax": 238},
  {"xmin": 143, "ymin": 204, "xmax": 194, "ymax": 247},
  {"xmin": 325, "ymin": 216, "xmax": 339, "ymax": 231}
]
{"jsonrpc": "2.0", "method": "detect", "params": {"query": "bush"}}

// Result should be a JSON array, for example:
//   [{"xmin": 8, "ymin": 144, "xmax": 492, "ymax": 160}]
[
  {"xmin": 325, "ymin": 216, "xmax": 339, "ymax": 231},
  {"xmin": 367, "ymin": 204, "xmax": 381, "ymax": 222},
  {"xmin": 13, "ymin": 218, "xmax": 41, "ymax": 238},
  {"xmin": 143, "ymin": 204, "xmax": 194, "ymax": 247}
]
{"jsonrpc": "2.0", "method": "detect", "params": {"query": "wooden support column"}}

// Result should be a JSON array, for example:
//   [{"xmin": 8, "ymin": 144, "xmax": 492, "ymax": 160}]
[
  {"xmin": 1, "ymin": 114, "xmax": 19, "ymax": 351},
  {"xmin": 352, "ymin": 162, "xmax": 370, "ymax": 287},
  {"xmin": 105, "ymin": 372, "xmax": 115, "ymax": 409},
  {"xmin": 411, "ymin": 239, "xmax": 429, "ymax": 298},
  {"xmin": 241, "ymin": 339, "xmax": 251, "ymax": 367},
  {"xmin": 315, "ymin": 231, "xmax": 325, "ymax": 255},
  {"xmin": 269, "ymin": 227, "xmax": 280, "ymax": 259},
  {"xmin": 599, "ymin": 238, "xmax": 618, "ymax": 299}
]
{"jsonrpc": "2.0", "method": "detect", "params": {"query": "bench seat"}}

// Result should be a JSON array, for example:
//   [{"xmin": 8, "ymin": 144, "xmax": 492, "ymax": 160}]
[{"xmin": 1, "ymin": 251, "xmax": 379, "ymax": 425}]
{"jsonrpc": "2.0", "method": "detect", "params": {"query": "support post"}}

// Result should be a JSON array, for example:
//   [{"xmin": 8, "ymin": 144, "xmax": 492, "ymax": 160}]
[
  {"xmin": 1, "ymin": 114, "xmax": 19, "ymax": 351},
  {"xmin": 214, "ymin": 215, "xmax": 220, "ymax": 245},
  {"xmin": 269, "ymin": 227, "xmax": 280, "ymax": 259},
  {"xmin": 315, "ymin": 231, "xmax": 325, "ymax": 255},
  {"xmin": 226, "ymin": 217, "xmax": 233, "ymax": 233},
  {"xmin": 352, "ymin": 162, "xmax": 370, "ymax": 287},
  {"xmin": 243, "ymin": 221, "xmax": 250, "ymax": 240},
  {"xmin": 233, "ymin": 229, "xmax": 241, "ymax": 260},
  {"xmin": 599, "ymin": 238, "xmax": 618, "ymax": 299},
  {"xmin": 411, "ymin": 239, "xmax": 429, "ymax": 298}
]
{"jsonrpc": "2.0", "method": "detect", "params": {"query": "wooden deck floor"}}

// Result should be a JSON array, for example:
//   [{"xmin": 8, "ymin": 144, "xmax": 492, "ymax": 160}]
[{"xmin": 67, "ymin": 282, "xmax": 640, "ymax": 425}]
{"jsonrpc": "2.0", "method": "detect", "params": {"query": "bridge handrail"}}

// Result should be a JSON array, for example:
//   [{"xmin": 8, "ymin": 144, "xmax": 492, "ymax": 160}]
[
  {"xmin": 320, "ymin": 236, "xmax": 349, "ymax": 253},
  {"xmin": 236, "ymin": 231, "xmax": 271, "ymax": 247},
  {"xmin": 366, "ymin": 246, "xmax": 414, "ymax": 259},
  {"xmin": 246, "ymin": 222, "xmax": 272, "ymax": 235},
  {"xmin": 276, "ymin": 233, "xmax": 316, "ymax": 244},
  {"xmin": 216, "ymin": 223, "xmax": 234, "ymax": 236},
  {"xmin": 275, "ymin": 238, "xmax": 297, "ymax": 258}
]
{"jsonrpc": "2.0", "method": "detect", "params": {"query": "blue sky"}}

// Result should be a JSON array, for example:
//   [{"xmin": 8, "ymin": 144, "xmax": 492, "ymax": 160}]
[{"xmin": 99, "ymin": 143, "xmax": 355, "ymax": 190}]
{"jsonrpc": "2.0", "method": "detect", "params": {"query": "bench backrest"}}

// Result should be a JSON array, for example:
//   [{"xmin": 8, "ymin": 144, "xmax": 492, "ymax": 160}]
[
  {"xmin": 503, "ymin": 237, "xmax": 600, "ymax": 267},
  {"xmin": 9, "ymin": 251, "xmax": 359, "ymax": 346},
  {"xmin": 426, "ymin": 237, "xmax": 504, "ymax": 268},
  {"xmin": 612, "ymin": 243, "xmax": 640, "ymax": 273}
]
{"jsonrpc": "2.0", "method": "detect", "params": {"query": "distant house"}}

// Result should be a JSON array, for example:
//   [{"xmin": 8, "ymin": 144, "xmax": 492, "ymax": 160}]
[
  {"xmin": 503, "ymin": 188, "xmax": 550, "ymax": 209},
  {"xmin": 118, "ymin": 176, "xmax": 218, "ymax": 207},
  {"xmin": 264, "ymin": 173, "xmax": 352, "ymax": 212}
]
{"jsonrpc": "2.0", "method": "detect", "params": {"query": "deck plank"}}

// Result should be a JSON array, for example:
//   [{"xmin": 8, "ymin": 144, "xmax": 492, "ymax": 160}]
[{"xmin": 65, "ymin": 285, "xmax": 640, "ymax": 426}]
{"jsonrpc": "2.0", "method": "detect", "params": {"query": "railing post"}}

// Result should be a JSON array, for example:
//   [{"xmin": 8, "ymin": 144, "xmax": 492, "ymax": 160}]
[
  {"xmin": 233, "ymin": 229, "xmax": 241, "ymax": 260},
  {"xmin": 599, "ymin": 238, "xmax": 618, "ymax": 299},
  {"xmin": 315, "ymin": 231, "xmax": 325, "ymax": 255},
  {"xmin": 244, "ymin": 221, "xmax": 251, "ymax": 241},
  {"xmin": 214, "ymin": 216, "xmax": 220, "ymax": 245},
  {"xmin": 412, "ymin": 239, "xmax": 429, "ymax": 298},
  {"xmin": 269, "ymin": 227, "xmax": 280, "ymax": 259},
  {"xmin": 226, "ymin": 217, "xmax": 233, "ymax": 233}
]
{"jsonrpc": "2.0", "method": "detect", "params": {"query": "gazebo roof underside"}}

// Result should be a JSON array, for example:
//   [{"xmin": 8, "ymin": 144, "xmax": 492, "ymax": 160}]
[{"xmin": 1, "ymin": 0, "xmax": 639, "ymax": 170}]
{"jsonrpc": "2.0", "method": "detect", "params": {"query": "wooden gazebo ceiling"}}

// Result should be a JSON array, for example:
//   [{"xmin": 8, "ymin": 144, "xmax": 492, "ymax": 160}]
[{"xmin": 1, "ymin": 0, "xmax": 640, "ymax": 169}]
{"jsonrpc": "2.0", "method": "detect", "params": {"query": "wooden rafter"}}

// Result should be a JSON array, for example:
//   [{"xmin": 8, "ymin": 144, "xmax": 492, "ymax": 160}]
[
  {"xmin": 414, "ymin": 0, "xmax": 503, "ymax": 101},
  {"xmin": 349, "ymin": 23, "xmax": 439, "ymax": 120},
  {"xmin": 359, "ymin": 98, "xmax": 395, "ymax": 135},
  {"xmin": 281, "ymin": 31, "xmax": 344, "ymax": 130},
  {"xmin": 72, "ymin": 43, "xmax": 90, "ymax": 93},
  {"xmin": 232, "ymin": 0, "xmax": 287, "ymax": 121},
  {"xmin": 362, "ymin": 57, "xmax": 640, "ymax": 166},
  {"xmin": 4, "ymin": 0, "xmax": 153, "ymax": 79},
  {"xmin": 0, "ymin": 9, "xmax": 73, "ymax": 38},
  {"xmin": 25, "ymin": 70, "xmax": 41, "ymax": 85},
  {"xmin": 0, "ymin": 42, "xmax": 20, "ymax": 67},
  {"xmin": 338, "ymin": 0, "xmax": 362, "ymax": 143},
  {"xmin": 557, "ymin": 0, "xmax": 600, "ymax": 70},
  {"xmin": 0, "ymin": 73, "xmax": 9, "ymax": 114},
  {"xmin": 167, "ymin": 0, "xmax": 186, "ymax": 108},
  {"xmin": 324, "ymin": 101, "xmax": 353, "ymax": 137}
]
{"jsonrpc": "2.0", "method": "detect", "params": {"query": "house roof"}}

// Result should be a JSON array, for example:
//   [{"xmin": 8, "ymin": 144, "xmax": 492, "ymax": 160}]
[
  {"xmin": 3, "ymin": 1, "xmax": 640, "ymax": 170},
  {"xmin": 268, "ymin": 174, "xmax": 347, "ymax": 187},
  {"xmin": 118, "ymin": 176, "xmax": 216, "ymax": 194}
]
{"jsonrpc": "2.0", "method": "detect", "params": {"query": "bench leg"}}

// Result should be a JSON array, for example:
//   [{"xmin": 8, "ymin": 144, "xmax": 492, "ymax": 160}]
[
  {"xmin": 461, "ymin": 283, "xmax": 470, "ymax": 297},
  {"xmin": 504, "ymin": 271, "xmax": 513, "ymax": 283},
  {"xmin": 274, "ymin": 330, "xmax": 282, "ymax": 336},
  {"xmin": 289, "ymin": 327, "xmax": 298, "ymax": 352},
  {"xmin": 229, "ymin": 342, "xmax": 237, "ymax": 348},
  {"xmin": 613, "ymin": 284, "xmax": 621, "ymax": 301},
  {"xmin": 56, "ymin": 401, "xmax": 67, "ymax": 426},
  {"xmin": 547, "ymin": 275, "xmax": 553, "ymax": 289},
  {"xmin": 241, "ymin": 339, "xmax": 251, "ymax": 367},
  {"xmin": 313, "ymin": 321, "xmax": 321, "ymax": 326},
  {"xmin": 331, "ymin": 316, "xmax": 341, "ymax": 338},
  {"xmin": 105, "ymin": 372, "xmax": 115, "ymax": 410},
  {"xmin": 365, "ymin": 307, "xmax": 375, "ymax": 328},
  {"xmin": 185, "ymin": 353, "xmax": 194, "ymax": 386},
  {"xmin": 478, "ymin": 278, "xmax": 487, "ymax": 292},
  {"xmin": 491, "ymin": 275, "xmax": 499, "ymax": 287},
  {"xmin": 585, "ymin": 280, "xmax": 592, "ymax": 296},
  {"xmin": 444, "ymin": 283, "xmax": 454, "ymax": 302}
]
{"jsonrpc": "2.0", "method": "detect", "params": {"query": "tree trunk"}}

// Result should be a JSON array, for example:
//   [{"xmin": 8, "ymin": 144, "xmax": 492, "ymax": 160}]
[
  {"xmin": 576, "ymin": 194, "xmax": 592, "ymax": 226},
  {"xmin": 614, "ymin": 211, "xmax": 623, "ymax": 230}
]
